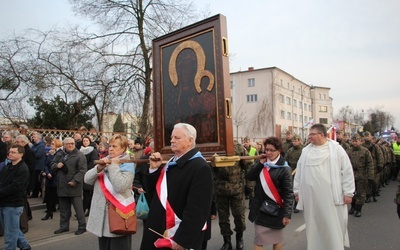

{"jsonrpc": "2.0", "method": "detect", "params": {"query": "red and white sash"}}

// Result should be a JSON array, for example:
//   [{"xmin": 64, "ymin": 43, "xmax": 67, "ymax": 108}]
[
  {"xmin": 156, "ymin": 162, "xmax": 182, "ymax": 238},
  {"xmin": 98, "ymin": 172, "xmax": 136, "ymax": 216},
  {"xmin": 260, "ymin": 167, "xmax": 284, "ymax": 207}
]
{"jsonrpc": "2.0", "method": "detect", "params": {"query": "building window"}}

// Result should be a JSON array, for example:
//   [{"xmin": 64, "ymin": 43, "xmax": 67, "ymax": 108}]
[
  {"xmin": 293, "ymin": 100, "xmax": 297, "ymax": 107},
  {"xmin": 309, "ymin": 104, "xmax": 311, "ymax": 111},
  {"xmin": 320, "ymin": 106, "xmax": 328, "ymax": 112},
  {"xmin": 280, "ymin": 79, "xmax": 283, "ymax": 86},
  {"xmin": 248, "ymin": 78, "xmax": 255, "ymax": 87},
  {"xmin": 293, "ymin": 113, "xmax": 298, "ymax": 121},
  {"xmin": 299, "ymin": 101, "xmax": 303, "ymax": 109},
  {"xmin": 280, "ymin": 110, "xmax": 285, "ymax": 119},
  {"xmin": 323, "ymin": 94, "xmax": 326, "ymax": 99},
  {"xmin": 279, "ymin": 94, "xmax": 284, "ymax": 103},
  {"xmin": 320, "ymin": 118, "xmax": 328, "ymax": 124},
  {"xmin": 286, "ymin": 97, "xmax": 291, "ymax": 105},
  {"xmin": 319, "ymin": 93, "xmax": 322, "ymax": 99},
  {"xmin": 287, "ymin": 112, "xmax": 292, "ymax": 120},
  {"xmin": 247, "ymin": 94, "xmax": 258, "ymax": 102},
  {"xmin": 304, "ymin": 103, "xmax": 307, "ymax": 110},
  {"xmin": 300, "ymin": 115, "xmax": 303, "ymax": 123},
  {"xmin": 230, "ymin": 81, "xmax": 233, "ymax": 89},
  {"xmin": 304, "ymin": 116, "xmax": 308, "ymax": 123}
]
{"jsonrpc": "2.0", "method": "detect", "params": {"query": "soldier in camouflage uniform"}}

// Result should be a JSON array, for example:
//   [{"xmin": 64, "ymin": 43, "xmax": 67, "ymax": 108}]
[
  {"xmin": 214, "ymin": 141, "xmax": 247, "ymax": 250},
  {"xmin": 362, "ymin": 131, "xmax": 384, "ymax": 203},
  {"xmin": 336, "ymin": 130, "xmax": 350, "ymax": 150},
  {"xmin": 282, "ymin": 131, "xmax": 293, "ymax": 157},
  {"xmin": 395, "ymin": 170, "xmax": 400, "ymax": 219},
  {"xmin": 346, "ymin": 134, "xmax": 374, "ymax": 217},
  {"xmin": 243, "ymin": 138, "xmax": 257, "ymax": 201},
  {"xmin": 285, "ymin": 135, "xmax": 303, "ymax": 213}
]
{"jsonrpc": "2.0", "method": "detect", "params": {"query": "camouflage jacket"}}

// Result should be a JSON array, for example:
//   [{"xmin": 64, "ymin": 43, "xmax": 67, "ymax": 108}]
[
  {"xmin": 346, "ymin": 146, "xmax": 374, "ymax": 180},
  {"xmin": 362, "ymin": 141, "xmax": 384, "ymax": 171},
  {"xmin": 285, "ymin": 145, "xmax": 303, "ymax": 170},
  {"xmin": 213, "ymin": 142, "xmax": 248, "ymax": 196}
]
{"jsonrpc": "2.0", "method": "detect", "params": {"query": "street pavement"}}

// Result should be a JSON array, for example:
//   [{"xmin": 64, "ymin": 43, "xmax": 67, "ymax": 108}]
[{"xmin": 1, "ymin": 180, "xmax": 400, "ymax": 249}]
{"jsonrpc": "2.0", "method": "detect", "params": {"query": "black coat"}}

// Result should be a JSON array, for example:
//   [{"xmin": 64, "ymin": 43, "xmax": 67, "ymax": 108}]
[
  {"xmin": 140, "ymin": 148, "xmax": 213, "ymax": 250},
  {"xmin": 82, "ymin": 148, "xmax": 98, "ymax": 190},
  {"xmin": 0, "ymin": 160, "xmax": 30, "ymax": 207},
  {"xmin": 0, "ymin": 141, "xmax": 6, "ymax": 163},
  {"xmin": 247, "ymin": 156, "xmax": 293, "ymax": 229}
]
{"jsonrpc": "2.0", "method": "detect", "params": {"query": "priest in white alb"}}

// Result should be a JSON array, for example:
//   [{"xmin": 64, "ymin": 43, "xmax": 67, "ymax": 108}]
[{"xmin": 294, "ymin": 124, "xmax": 355, "ymax": 250}]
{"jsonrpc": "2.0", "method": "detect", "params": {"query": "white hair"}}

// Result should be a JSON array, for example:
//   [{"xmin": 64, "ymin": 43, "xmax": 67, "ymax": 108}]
[
  {"xmin": 174, "ymin": 123, "xmax": 197, "ymax": 148},
  {"xmin": 63, "ymin": 137, "xmax": 74, "ymax": 144},
  {"xmin": 16, "ymin": 135, "xmax": 30, "ymax": 144}
]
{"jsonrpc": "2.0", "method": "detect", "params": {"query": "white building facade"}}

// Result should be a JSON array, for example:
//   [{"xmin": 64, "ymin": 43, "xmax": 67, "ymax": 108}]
[{"xmin": 230, "ymin": 67, "xmax": 333, "ymax": 141}]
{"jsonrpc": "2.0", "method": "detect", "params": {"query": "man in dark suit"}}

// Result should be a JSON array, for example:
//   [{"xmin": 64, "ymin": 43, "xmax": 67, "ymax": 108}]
[{"xmin": 140, "ymin": 123, "xmax": 213, "ymax": 250}]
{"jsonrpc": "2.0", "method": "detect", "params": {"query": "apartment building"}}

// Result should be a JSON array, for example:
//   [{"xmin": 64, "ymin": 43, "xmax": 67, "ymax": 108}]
[{"xmin": 230, "ymin": 67, "xmax": 333, "ymax": 141}]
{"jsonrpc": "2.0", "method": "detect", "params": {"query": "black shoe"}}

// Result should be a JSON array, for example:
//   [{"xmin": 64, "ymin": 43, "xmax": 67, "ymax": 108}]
[
  {"xmin": 20, "ymin": 246, "xmax": 31, "ymax": 250},
  {"xmin": 293, "ymin": 208, "xmax": 299, "ymax": 213},
  {"xmin": 373, "ymin": 196, "xmax": 378, "ymax": 202},
  {"xmin": 355, "ymin": 211, "xmax": 362, "ymax": 217},
  {"xmin": 54, "ymin": 228, "xmax": 69, "ymax": 234},
  {"xmin": 85, "ymin": 210, "xmax": 90, "ymax": 217},
  {"xmin": 75, "ymin": 228, "xmax": 86, "ymax": 235},
  {"xmin": 365, "ymin": 197, "xmax": 371, "ymax": 203},
  {"xmin": 348, "ymin": 207, "xmax": 355, "ymax": 215},
  {"xmin": 41, "ymin": 213, "xmax": 53, "ymax": 220}
]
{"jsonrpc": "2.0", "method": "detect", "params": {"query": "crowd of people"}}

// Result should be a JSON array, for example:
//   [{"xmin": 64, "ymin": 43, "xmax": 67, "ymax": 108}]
[{"xmin": 0, "ymin": 123, "xmax": 399, "ymax": 250}]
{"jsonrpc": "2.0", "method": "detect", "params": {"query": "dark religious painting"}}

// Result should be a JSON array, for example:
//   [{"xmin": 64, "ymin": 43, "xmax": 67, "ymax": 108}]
[{"xmin": 153, "ymin": 14, "xmax": 233, "ymax": 157}]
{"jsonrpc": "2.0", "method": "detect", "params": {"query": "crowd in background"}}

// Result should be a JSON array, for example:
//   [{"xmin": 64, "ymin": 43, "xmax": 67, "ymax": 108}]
[{"xmin": 0, "ymin": 125, "xmax": 399, "ymax": 250}]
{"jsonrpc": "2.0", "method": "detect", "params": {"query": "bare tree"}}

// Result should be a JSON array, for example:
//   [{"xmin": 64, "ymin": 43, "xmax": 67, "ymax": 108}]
[
  {"xmin": 247, "ymin": 96, "xmax": 274, "ymax": 138},
  {"xmin": 0, "ymin": 36, "xmax": 39, "ymax": 126},
  {"xmin": 69, "ymin": 0, "xmax": 208, "ymax": 136}
]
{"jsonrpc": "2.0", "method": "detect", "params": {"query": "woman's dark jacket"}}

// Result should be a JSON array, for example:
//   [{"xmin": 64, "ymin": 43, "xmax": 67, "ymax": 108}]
[
  {"xmin": 81, "ymin": 147, "xmax": 98, "ymax": 190},
  {"xmin": 44, "ymin": 149, "xmax": 62, "ymax": 188},
  {"xmin": 246, "ymin": 156, "xmax": 293, "ymax": 229}
]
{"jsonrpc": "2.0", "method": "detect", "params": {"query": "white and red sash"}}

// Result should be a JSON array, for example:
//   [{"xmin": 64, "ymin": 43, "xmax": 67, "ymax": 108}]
[
  {"xmin": 98, "ymin": 172, "xmax": 136, "ymax": 217},
  {"xmin": 260, "ymin": 166, "xmax": 284, "ymax": 207}
]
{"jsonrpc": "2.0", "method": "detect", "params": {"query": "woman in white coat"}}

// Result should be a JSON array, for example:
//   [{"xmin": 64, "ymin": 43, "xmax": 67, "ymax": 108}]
[{"xmin": 84, "ymin": 134, "xmax": 135, "ymax": 250}]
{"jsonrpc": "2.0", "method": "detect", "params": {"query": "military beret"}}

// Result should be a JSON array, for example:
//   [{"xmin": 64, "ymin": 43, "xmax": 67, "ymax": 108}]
[
  {"xmin": 364, "ymin": 131, "xmax": 371, "ymax": 136},
  {"xmin": 351, "ymin": 134, "xmax": 361, "ymax": 141},
  {"xmin": 292, "ymin": 135, "xmax": 301, "ymax": 141}
]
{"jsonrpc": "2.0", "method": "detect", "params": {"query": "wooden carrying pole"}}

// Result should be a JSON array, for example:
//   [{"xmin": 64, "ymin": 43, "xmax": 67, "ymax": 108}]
[{"xmin": 94, "ymin": 154, "xmax": 265, "ymax": 167}]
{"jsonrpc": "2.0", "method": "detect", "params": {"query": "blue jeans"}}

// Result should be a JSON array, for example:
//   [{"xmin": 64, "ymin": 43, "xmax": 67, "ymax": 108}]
[{"xmin": 0, "ymin": 206, "xmax": 30, "ymax": 250}]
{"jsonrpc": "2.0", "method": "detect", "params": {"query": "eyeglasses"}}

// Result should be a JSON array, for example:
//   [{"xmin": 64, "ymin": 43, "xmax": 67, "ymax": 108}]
[
  {"xmin": 65, "ymin": 143, "xmax": 75, "ymax": 145},
  {"xmin": 265, "ymin": 149, "xmax": 278, "ymax": 153},
  {"xmin": 308, "ymin": 133, "xmax": 321, "ymax": 137}
]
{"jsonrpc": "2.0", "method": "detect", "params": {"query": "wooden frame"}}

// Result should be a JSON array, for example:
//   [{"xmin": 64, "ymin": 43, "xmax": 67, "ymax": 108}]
[{"xmin": 152, "ymin": 14, "xmax": 233, "ymax": 157}]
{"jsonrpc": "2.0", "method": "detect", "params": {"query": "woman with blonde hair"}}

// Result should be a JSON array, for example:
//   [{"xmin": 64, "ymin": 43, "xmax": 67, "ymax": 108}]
[{"xmin": 84, "ymin": 134, "xmax": 135, "ymax": 249}]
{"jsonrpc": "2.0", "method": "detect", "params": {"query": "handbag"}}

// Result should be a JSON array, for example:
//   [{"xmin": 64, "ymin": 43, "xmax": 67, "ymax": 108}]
[
  {"xmin": 108, "ymin": 202, "xmax": 137, "ymax": 235},
  {"xmin": 260, "ymin": 200, "xmax": 281, "ymax": 217},
  {"xmin": 136, "ymin": 193, "xmax": 149, "ymax": 220}
]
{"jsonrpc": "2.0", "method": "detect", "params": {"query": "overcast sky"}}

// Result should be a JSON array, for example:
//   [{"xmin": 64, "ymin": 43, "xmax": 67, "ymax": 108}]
[{"xmin": 1, "ymin": 0, "xmax": 399, "ymax": 130}]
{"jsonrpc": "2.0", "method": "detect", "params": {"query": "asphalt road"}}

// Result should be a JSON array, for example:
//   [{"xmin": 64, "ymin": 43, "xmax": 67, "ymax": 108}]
[{"xmin": 1, "ymin": 180, "xmax": 399, "ymax": 250}]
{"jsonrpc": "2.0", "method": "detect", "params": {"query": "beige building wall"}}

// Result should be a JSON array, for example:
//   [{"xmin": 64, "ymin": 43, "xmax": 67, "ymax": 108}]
[
  {"xmin": 230, "ymin": 67, "xmax": 332, "ymax": 141},
  {"xmin": 102, "ymin": 112, "xmax": 138, "ymax": 138}
]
